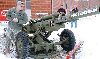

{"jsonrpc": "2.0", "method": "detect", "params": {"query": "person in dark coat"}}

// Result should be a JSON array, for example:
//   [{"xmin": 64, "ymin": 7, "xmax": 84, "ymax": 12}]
[
  {"xmin": 57, "ymin": 5, "xmax": 66, "ymax": 14},
  {"xmin": 72, "ymin": 7, "xmax": 78, "ymax": 13},
  {"xmin": 57, "ymin": 5, "xmax": 66, "ymax": 20}
]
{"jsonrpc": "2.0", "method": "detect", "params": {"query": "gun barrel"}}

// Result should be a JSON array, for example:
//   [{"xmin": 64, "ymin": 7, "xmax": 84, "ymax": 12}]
[
  {"xmin": 41, "ymin": 13, "xmax": 59, "ymax": 20},
  {"xmin": 41, "ymin": 13, "xmax": 65, "ymax": 20}
]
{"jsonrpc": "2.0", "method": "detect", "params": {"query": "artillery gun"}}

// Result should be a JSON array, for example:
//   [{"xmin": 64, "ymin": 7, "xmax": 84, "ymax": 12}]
[
  {"xmin": 15, "ymin": 12, "xmax": 76, "ymax": 59},
  {"xmin": 14, "ymin": 6, "xmax": 100, "ymax": 59}
]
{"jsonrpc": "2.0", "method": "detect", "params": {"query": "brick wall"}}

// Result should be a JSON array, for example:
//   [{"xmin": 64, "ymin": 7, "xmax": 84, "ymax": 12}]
[
  {"xmin": 0, "ymin": 0, "xmax": 99, "ymax": 19},
  {"xmin": 31, "ymin": 0, "xmax": 52, "ymax": 19},
  {"xmin": 76, "ymin": 0, "xmax": 100, "ymax": 10},
  {"xmin": 73, "ymin": 0, "xmax": 100, "ymax": 11},
  {"xmin": 0, "ymin": 0, "xmax": 16, "ymax": 10}
]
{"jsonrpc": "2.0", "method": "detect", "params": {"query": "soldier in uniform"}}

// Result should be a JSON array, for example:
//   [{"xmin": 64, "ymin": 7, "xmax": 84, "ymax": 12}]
[
  {"xmin": 6, "ymin": 1, "xmax": 28, "ymax": 33},
  {"xmin": 5, "ymin": 1, "xmax": 28, "ymax": 56}
]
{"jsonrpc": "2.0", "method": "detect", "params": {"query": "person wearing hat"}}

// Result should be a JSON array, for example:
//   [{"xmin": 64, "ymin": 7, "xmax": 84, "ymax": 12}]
[{"xmin": 5, "ymin": 1, "xmax": 28, "ymax": 56}]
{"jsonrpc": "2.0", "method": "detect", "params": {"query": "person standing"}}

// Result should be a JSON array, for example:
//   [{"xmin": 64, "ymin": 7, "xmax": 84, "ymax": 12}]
[
  {"xmin": 57, "ymin": 5, "xmax": 66, "ymax": 20},
  {"xmin": 71, "ymin": 6, "xmax": 78, "ymax": 28},
  {"xmin": 6, "ymin": 1, "xmax": 28, "ymax": 58}
]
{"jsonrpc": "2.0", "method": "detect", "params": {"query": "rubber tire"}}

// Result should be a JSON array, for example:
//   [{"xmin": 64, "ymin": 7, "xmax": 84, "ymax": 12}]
[
  {"xmin": 16, "ymin": 31, "xmax": 29, "ymax": 59},
  {"xmin": 60, "ymin": 29, "xmax": 76, "ymax": 52}
]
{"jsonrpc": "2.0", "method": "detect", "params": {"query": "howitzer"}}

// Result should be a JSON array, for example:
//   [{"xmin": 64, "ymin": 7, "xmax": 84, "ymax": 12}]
[
  {"xmin": 15, "ymin": 12, "xmax": 76, "ymax": 59},
  {"xmin": 27, "ymin": 13, "xmax": 66, "ymax": 32},
  {"xmin": 11, "ymin": 7, "xmax": 100, "ymax": 59}
]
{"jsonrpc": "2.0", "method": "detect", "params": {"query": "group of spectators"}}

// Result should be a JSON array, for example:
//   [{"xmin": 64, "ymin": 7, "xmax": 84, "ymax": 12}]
[{"xmin": 57, "ymin": 5, "xmax": 78, "ymax": 28}]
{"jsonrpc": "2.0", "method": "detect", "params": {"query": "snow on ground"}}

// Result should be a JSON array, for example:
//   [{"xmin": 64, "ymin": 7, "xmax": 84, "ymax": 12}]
[
  {"xmin": 0, "ymin": 21, "xmax": 17, "ymax": 59},
  {"xmin": 48, "ymin": 14, "xmax": 100, "ymax": 59},
  {"xmin": 0, "ymin": 53, "xmax": 17, "ymax": 59},
  {"xmin": 75, "ymin": 14, "xmax": 100, "ymax": 59},
  {"xmin": 0, "ymin": 14, "xmax": 100, "ymax": 59}
]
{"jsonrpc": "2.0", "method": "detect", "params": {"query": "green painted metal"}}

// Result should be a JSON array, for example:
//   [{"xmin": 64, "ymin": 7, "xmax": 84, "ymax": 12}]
[{"xmin": 16, "ymin": 7, "xmax": 100, "ymax": 59}]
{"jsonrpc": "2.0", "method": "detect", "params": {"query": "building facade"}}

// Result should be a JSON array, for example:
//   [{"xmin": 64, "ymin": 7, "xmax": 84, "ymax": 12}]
[{"xmin": 0, "ymin": 0, "xmax": 100, "ymax": 19}]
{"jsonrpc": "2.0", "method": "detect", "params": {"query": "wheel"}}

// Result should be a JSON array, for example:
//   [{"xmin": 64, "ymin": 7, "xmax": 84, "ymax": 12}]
[
  {"xmin": 15, "ymin": 37, "xmax": 23, "ymax": 59},
  {"xmin": 60, "ymin": 29, "xmax": 76, "ymax": 52},
  {"xmin": 15, "ymin": 31, "xmax": 29, "ymax": 59}
]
